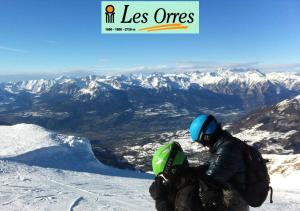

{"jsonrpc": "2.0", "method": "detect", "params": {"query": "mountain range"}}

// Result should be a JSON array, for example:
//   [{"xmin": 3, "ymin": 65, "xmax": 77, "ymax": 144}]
[{"xmin": 1, "ymin": 68, "xmax": 300, "ymax": 170}]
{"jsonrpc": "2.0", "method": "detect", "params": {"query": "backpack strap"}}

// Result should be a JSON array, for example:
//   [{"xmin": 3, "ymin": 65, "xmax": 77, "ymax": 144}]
[{"xmin": 269, "ymin": 186, "xmax": 273, "ymax": 203}]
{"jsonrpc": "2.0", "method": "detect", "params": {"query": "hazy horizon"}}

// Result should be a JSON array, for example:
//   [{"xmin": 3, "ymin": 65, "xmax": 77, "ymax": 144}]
[{"xmin": 1, "ymin": 64, "xmax": 300, "ymax": 83}]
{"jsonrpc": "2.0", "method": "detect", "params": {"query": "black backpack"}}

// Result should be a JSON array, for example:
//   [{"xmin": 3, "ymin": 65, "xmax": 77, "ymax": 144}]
[
  {"xmin": 241, "ymin": 142, "xmax": 273, "ymax": 207},
  {"xmin": 175, "ymin": 184, "xmax": 203, "ymax": 211}
]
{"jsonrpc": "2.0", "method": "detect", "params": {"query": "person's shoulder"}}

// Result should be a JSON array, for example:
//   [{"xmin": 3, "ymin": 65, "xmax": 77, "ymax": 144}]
[
  {"xmin": 221, "ymin": 131, "xmax": 243, "ymax": 144},
  {"xmin": 218, "ymin": 132, "xmax": 244, "ymax": 152}
]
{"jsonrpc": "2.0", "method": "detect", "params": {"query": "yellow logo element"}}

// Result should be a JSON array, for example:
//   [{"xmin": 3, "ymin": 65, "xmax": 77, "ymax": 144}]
[{"xmin": 139, "ymin": 23, "xmax": 188, "ymax": 32}]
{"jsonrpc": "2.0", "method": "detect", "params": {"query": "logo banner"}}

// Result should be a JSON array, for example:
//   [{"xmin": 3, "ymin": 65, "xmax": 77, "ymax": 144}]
[{"xmin": 101, "ymin": 1, "xmax": 199, "ymax": 34}]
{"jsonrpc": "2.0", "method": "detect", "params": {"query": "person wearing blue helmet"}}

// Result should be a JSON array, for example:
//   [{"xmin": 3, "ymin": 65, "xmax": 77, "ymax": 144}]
[
  {"xmin": 190, "ymin": 114, "xmax": 221, "ymax": 146},
  {"xmin": 189, "ymin": 114, "xmax": 249, "ymax": 211}
]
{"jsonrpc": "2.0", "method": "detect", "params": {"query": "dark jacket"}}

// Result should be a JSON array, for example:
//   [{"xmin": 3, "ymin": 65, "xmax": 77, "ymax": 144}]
[
  {"xmin": 149, "ymin": 167, "xmax": 205, "ymax": 211},
  {"xmin": 205, "ymin": 131, "xmax": 247, "ymax": 195}
]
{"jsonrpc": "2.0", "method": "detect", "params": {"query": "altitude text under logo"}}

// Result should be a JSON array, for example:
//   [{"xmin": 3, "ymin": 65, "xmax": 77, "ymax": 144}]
[{"xmin": 101, "ymin": 1, "xmax": 199, "ymax": 34}]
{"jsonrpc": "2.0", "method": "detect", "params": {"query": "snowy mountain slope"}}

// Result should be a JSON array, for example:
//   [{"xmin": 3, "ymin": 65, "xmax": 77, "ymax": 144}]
[
  {"xmin": 0, "ymin": 124, "xmax": 154, "ymax": 211},
  {"xmin": 0, "ymin": 124, "xmax": 153, "ymax": 178},
  {"xmin": 231, "ymin": 94, "xmax": 300, "ymax": 154},
  {"xmin": 0, "ymin": 162, "xmax": 154, "ymax": 211},
  {"xmin": 0, "ymin": 124, "xmax": 299, "ymax": 210}
]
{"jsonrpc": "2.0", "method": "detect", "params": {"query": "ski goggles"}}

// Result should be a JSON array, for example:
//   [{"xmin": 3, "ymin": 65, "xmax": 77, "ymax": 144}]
[{"xmin": 196, "ymin": 114, "xmax": 215, "ymax": 143}]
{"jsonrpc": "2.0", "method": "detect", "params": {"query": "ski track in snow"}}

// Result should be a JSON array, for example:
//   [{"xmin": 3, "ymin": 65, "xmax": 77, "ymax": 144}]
[
  {"xmin": 46, "ymin": 177, "xmax": 143, "ymax": 210},
  {"xmin": 69, "ymin": 197, "xmax": 84, "ymax": 211},
  {"xmin": 0, "ymin": 162, "xmax": 153, "ymax": 211}
]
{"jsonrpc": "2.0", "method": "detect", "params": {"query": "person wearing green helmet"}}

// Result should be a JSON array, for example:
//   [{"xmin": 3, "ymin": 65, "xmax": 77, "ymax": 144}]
[
  {"xmin": 149, "ymin": 142, "xmax": 223, "ymax": 211},
  {"xmin": 152, "ymin": 142, "xmax": 188, "ymax": 181}
]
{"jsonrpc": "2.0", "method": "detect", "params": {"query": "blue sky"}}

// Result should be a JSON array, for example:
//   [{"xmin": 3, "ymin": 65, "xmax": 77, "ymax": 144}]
[{"xmin": 0, "ymin": 0, "xmax": 300, "ymax": 76}]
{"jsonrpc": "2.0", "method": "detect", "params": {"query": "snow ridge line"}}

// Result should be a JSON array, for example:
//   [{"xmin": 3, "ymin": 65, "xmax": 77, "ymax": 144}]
[{"xmin": 69, "ymin": 197, "xmax": 84, "ymax": 211}]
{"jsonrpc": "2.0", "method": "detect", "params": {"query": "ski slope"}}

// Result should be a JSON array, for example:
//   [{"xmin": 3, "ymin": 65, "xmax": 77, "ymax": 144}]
[{"xmin": 0, "ymin": 124, "xmax": 299, "ymax": 210}]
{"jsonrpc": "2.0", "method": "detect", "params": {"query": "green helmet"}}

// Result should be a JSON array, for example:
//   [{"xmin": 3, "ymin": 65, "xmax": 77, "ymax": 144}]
[{"xmin": 152, "ymin": 142, "xmax": 187, "ymax": 177}]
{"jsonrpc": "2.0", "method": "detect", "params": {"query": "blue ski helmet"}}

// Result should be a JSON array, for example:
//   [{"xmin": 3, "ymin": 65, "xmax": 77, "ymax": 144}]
[{"xmin": 190, "ymin": 114, "xmax": 219, "ymax": 142}]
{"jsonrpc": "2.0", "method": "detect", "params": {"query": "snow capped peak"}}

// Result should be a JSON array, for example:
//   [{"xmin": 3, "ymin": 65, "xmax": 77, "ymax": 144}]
[
  {"xmin": 187, "ymin": 68, "xmax": 269, "ymax": 87},
  {"xmin": 218, "ymin": 68, "xmax": 266, "ymax": 81},
  {"xmin": 276, "ymin": 94, "xmax": 300, "ymax": 111},
  {"xmin": 17, "ymin": 79, "xmax": 55, "ymax": 93},
  {"xmin": 55, "ymin": 75, "xmax": 69, "ymax": 81},
  {"xmin": 277, "ymin": 93, "xmax": 300, "ymax": 105},
  {"xmin": 295, "ymin": 94, "xmax": 300, "ymax": 101},
  {"xmin": 224, "ymin": 67, "xmax": 265, "ymax": 76},
  {"xmin": 266, "ymin": 72, "xmax": 300, "ymax": 91}
]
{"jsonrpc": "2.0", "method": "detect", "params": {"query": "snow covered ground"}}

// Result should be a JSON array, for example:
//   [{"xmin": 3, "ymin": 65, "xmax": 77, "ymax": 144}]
[
  {"xmin": 0, "ymin": 124, "xmax": 154, "ymax": 211},
  {"xmin": 0, "ymin": 124, "xmax": 299, "ymax": 210}
]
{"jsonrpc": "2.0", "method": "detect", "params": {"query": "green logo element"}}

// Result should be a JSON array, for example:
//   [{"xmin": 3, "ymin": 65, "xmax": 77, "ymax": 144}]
[{"xmin": 101, "ymin": 1, "xmax": 199, "ymax": 34}]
